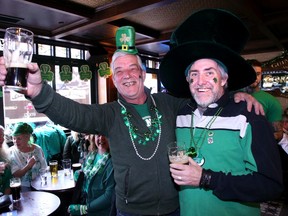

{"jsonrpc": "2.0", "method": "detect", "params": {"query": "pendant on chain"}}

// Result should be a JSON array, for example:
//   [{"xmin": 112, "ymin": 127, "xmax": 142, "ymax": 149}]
[
  {"xmin": 207, "ymin": 131, "xmax": 214, "ymax": 144},
  {"xmin": 194, "ymin": 154, "xmax": 205, "ymax": 166}
]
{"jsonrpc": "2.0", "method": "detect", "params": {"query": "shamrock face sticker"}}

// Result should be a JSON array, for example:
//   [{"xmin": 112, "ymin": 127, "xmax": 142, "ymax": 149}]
[
  {"xmin": 79, "ymin": 65, "xmax": 92, "ymax": 81},
  {"xmin": 60, "ymin": 65, "xmax": 72, "ymax": 83},
  {"xmin": 40, "ymin": 64, "xmax": 54, "ymax": 81},
  {"xmin": 98, "ymin": 62, "xmax": 111, "ymax": 78}
]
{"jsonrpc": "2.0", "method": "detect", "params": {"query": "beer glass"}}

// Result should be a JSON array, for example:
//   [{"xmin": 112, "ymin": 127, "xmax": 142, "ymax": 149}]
[
  {"xmin": 62, "ymin": 158, "xmax": 71, "ymax": 176},
  {"xmin": 49, "ymin": 160, "xmax": 58, "ymax": 178},
  {"xmin": 3, "ymin": 27, "xmax": 34, "ymax": 93},
  {"xmin": 10, "ymin": 177, "xmax": 21, "ymax": 202},
  {"xmin": 72, "ymin": 163, "xmax": 81, "ymax": 173},
  {"xmin": 39, "ymin": 168, "xmax": 48, "ymax": 184},
  {"xmin": 167, "ymin": 141, "xmax": 189, "ymax": 164}
]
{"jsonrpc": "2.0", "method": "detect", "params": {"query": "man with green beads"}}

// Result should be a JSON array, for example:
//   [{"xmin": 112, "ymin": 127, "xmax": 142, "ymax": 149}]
[{"xmin": 160, "ymin": 9, "xmax": 284, "ymax": 216}]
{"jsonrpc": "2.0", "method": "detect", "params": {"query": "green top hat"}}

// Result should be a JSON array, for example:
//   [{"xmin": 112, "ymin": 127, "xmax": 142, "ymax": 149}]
[
  {"xmin": 115, "ymin": 26, "xmax": 138, "ymax": 54},
  {"xmin": 160, "ymin": 9, "xmax": 256, "ymax": 98}
]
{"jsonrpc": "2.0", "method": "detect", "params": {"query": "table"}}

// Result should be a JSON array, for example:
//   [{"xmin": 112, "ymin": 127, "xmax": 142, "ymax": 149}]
[
  {"xmin": 31, "ymin": 169, "xmax": 75, "ymax": 192},
  {"xmin": 31, "ymin": 169, "xmax": 75, "ymax": 215},
  {"xmin": 3, "ymin": 191, "xmax": 60, "ymax": 216}
]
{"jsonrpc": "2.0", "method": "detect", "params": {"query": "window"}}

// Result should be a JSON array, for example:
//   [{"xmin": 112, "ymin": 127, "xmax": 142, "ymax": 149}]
[
  {"xmin": 38, "ymin": 44, "xmax": 53, "ymax": 56},
  {"xmin": 55, "ymin": 65, "xmax": 91, "ymax": 104},
  {"xmin": 3, "ymin": 90, "xmax": 50, "ymax": 125},
  {"xmin": 144, "ymin": 73, "xmax": 158, "ymax": 94},
  {"xmin": 55, "ymin": 46, "xmax": 68, "ymax": 58},
  {"xmin": 71, "ymin": 48, "xmax": 81, "ymax": 59}
]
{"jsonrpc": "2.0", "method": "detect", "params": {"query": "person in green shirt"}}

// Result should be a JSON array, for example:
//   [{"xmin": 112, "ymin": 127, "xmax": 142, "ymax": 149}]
[{"xmin": 246, "ymin": 59, "xmax": 283, "ymax": 141}]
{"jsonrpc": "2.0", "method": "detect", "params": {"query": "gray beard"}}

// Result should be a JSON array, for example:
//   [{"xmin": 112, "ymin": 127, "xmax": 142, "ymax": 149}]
[{"xmin": 193, "ymin": 92, "xmax": 221, "ymax": 109}]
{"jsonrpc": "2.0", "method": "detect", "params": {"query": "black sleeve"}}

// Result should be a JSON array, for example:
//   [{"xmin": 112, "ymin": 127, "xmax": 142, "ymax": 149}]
[
  {"xmin": 208, "ymin": 112, "xmax": 284, "ymax": 202},
  {"xmin": 63, "ymin": 136, "xmax": 72, "ymax": 159}
]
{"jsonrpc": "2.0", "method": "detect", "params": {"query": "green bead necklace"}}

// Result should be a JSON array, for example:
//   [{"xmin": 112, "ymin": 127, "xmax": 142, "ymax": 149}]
[{"xmin": 117, "ymin": 95, "xmax": 162, "ymax": 160}]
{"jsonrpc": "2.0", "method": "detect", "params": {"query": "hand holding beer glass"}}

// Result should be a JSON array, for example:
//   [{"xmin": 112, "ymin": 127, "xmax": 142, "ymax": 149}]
[
  {"xmin": 3, "ymin": 27, "xmax": 34, "ymax": 93},
  {"xmin": 168, "ymin": 141, "xmax": 189, "ymax": 165},
  {"xmin": 10, "ymin": 177, "xmax": 21, "ymax": 202}
]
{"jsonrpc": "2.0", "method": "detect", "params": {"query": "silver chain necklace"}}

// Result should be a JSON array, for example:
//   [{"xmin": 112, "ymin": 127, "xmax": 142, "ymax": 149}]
[{"xmin": 117, "ymin": 95, "xmax": 162, "ymax": 160}]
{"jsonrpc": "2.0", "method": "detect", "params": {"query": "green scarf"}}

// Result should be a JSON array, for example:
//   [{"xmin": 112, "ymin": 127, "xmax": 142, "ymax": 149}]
[{"xmin": 82, "ymin": 152, "xmax": 110, "ymax": 192}]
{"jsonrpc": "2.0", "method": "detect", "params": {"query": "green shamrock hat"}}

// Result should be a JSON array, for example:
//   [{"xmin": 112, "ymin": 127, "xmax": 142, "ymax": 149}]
[
  {"xmin": 115, "ymin": 26, "xmax": 138, "ymax": 54},
  {"xmin": 159, "ymin": 9, "xmax": 256, "ymax": 98}
]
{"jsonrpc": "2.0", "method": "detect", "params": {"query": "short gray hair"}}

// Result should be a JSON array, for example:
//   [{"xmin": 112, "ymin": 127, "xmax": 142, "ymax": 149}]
[{"xmin": 110, "ymin": 51, "xmax": 146, "ymax": 74}]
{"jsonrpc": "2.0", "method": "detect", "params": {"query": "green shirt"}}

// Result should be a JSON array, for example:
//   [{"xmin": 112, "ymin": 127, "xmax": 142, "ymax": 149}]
[{"xmin": 252, "ymin": 90, "xmax": 282, "ymax": 123}]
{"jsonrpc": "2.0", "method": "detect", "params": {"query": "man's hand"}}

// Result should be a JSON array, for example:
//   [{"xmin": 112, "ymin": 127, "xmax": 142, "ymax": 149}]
[
  {"xmin": 234, "ymin": 92, "xmax": 265, "ymax": 115},
  {"xmin": 0, "ymin": 56, "xmax": 43, "ymax": 98},
  {"xmin": 169, "ymin": 157, "xmax": 202, "ymax": 186}
]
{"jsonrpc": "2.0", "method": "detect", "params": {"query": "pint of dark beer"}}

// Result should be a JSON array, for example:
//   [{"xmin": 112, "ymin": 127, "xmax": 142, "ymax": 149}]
[
  {"xmin": 3, "ymin": 27, "xmax": 34, "ymax": 93},
  {"xmin": 5, "ymin": 63, "xmax": 28, "ymax": 92},
  {"xmin": 72, "ymin": 163, "xmax": 82, "ymax": 173},
  {"xmin": 10, "ymin": 177, "xmax": 21, "ymax": 202}
]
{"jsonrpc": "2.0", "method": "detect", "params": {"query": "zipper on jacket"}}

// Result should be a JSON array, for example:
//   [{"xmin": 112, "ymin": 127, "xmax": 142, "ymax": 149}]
[{"xmin": 124, "ymin": 167, "xmax": 130, "ymax": 204}]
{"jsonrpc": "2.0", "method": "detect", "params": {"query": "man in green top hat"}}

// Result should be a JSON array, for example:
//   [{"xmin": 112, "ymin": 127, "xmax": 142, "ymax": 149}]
[
  {"xmin": 161, "ymin": 9, "xmax": 283, "ymax": 216},
  {"xmin": 0, "ymin": 22, "xmax": 263, "ymax": 215}
]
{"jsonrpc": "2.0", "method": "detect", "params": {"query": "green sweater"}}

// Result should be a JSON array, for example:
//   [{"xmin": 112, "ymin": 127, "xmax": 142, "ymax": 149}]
[
  {"xmin": 176, "ymin": 92, "xmax": 283, "ymax": 216},
  {"xmin": 31, "ymin": 83, "xmax": 187, "ymax": 215}
]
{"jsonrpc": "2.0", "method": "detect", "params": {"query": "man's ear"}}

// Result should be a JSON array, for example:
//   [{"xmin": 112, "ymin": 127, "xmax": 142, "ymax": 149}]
[
  {"xmin": 141, "ymin": 70, "xmax": 146, "ymax": 81},
  {"xmin": 221, "ymin": 77, "xmax": 228, "ymax": 87},
  {"xmin": 112, "ymin": 75, "xmax": 117, "ymax": 88}
]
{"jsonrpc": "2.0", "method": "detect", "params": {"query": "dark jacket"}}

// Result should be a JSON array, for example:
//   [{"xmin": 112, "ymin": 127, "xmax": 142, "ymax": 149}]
[
  {"xmin": 63, "ymin": 135, "xmax": 82, "ymax": 164},
  {"xmin": 31, "ymin": 83, "xmax": 187, "ymax": 215}
]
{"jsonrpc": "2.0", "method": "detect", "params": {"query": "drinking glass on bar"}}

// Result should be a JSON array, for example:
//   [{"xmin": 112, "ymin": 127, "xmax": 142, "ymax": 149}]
[
  {"xmin": 10, "ymin": 177, "xmax": 21, "ymax": 202},
  {"xmin": 72, "ymin": 163, "xmax": 81, "ymax": 173},
  {"xmin": 49, "ymin": 160, "xmax": 58, "ymax": 178},
  {"xmin": 62, "ymin": 158, "xmax": 71, "ymax": 176},
  {"xmin": 167, "ymin": 141, "xmax": 189, "ymax": 165},
  {"xmin": 39, "ymin": 168, "xmax": 48, "ymax": 184},
  {"xmin": 3, "ymin": 27, "xmax": 34, "ymax": 93}
]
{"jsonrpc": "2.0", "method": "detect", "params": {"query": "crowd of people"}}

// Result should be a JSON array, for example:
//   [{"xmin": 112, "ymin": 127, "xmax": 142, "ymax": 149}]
[
  {"xmin": 0, "ymin": 8, "xmax": 287, "ymax": 216},
  {"xmin": 0, "ymin": 122, "xmax": 115, "ymax": 215}
]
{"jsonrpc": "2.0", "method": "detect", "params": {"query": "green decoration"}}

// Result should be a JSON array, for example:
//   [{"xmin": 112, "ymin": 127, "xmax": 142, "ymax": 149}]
[
  {"xmin": 115, "ymin": 26, "xmax": 138, "ymax": 54},
  {"xmin": 98, "ymin": 62, "xmax": 111, "ymax": 78},
  {"xmin": 118, "ymin": 100, "xmax": 162, "ymax": 146},
  {"xmin": 60, "ymin": 65, "xmax": 72, "ymax": 83},
  {"xmin": 79, "ymin": 65, "xmax": 92, "ymax": 81},
  {"xmin": 187, "ymin": 146, "xmax": 197, "ymax": 158},
  {"xmin": 40, "ymin": 64, "xmax": 54, "ymax": 81},
  {"xmin": 213, "ymin": 77, "xmax": 217, "ymax": 83}
]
